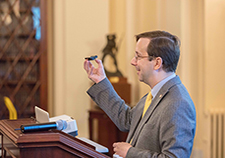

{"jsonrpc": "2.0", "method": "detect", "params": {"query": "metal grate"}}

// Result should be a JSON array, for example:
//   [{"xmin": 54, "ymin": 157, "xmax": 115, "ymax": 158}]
[{"xmin": 0, "ymin": 0, "xmax": 47, "ymax": 119}]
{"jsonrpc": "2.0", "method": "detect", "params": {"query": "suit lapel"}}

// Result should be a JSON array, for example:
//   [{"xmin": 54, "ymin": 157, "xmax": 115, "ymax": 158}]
[
  {"xmin": 126, "ymin": 96, "xmax": 146, "ymax": 143},
  {"xmin": 130, "ymin": 90, "xmax": 169, "ymax": 146},
  {"xmin": 130, "ymin": 76, "xmax": 181, "ymax": 146}
]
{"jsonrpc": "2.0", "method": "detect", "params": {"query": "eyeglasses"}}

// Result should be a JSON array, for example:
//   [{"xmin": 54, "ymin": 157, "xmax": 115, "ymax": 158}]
[{"xmin": 134, "ymin": 54, "xmax": 154, "ymax": 62}]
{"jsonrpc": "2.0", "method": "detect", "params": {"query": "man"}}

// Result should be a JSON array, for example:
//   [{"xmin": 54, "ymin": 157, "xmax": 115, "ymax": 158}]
[{"xmin": 84, "ymin": 30, "xmax": 196, "ymax": 158}]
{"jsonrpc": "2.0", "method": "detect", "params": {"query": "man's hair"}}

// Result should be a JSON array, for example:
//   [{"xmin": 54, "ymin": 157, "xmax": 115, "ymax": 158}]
[{"xmin": 135, "ymin": 31, "xmax": 180, "ymax": 72}]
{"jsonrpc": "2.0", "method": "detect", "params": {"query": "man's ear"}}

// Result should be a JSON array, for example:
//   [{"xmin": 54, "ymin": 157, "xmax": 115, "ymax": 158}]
[{"xmin": 154, "ymin": 57, "xmax": 163, "ymax": 70}]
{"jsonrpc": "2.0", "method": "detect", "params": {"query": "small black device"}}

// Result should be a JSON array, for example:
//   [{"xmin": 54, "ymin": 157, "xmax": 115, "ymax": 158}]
[{"xmin": 85, "ymin": 55, "xmax": 98, "ymax": 60}]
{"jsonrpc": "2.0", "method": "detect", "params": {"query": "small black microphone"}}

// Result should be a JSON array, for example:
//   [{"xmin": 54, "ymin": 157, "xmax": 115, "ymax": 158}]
[{"xmin": 16, "ymin": 120, "xmax": 67, "ymax": 133}]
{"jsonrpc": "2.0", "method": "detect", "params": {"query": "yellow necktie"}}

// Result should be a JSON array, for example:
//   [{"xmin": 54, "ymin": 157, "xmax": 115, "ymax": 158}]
[
  {"xmin": 142, "ymin": 91, "xmax": 152, "ymax": 117},
  {"xmin": 130, "ymin": 92, "xmax": 152, "ymax": 144}
]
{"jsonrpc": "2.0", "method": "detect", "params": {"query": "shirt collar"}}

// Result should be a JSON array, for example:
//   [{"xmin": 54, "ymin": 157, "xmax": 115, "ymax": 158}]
[{"xmin": 151, "ymin": 73, "xmax": 176, "ymax": 99}]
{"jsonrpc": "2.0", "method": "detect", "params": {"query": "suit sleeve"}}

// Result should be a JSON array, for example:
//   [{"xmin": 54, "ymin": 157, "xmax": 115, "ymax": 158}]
[{"xmin": 87, "ymin": 78, "xmax": 131, "ymax": 132}]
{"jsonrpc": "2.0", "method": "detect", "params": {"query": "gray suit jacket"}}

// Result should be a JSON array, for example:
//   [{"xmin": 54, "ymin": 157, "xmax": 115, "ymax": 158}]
[{"xmin": 87, "ymin": 76, "xmax": 196, "ymax": 158}]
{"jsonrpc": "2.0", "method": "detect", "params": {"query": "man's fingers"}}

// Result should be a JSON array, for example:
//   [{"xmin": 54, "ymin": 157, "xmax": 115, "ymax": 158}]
[
  {"xmin": 113, "ymin": 142, "xmax": 120, "ymax": 152},
  {"xmin": 84, "ymin": 58, "xmax": 106, "ymax": 83},
  {"xmin": 84, "ymin": 60, "xmax": 88, "ymax": 71},
  {"xmin": 113, "ymin": 142, "xmax": 118, "ymax": 148},
  {"xmin": 95, "ymin": 59, "xmax": 103, "ymax": 68},
  {"xmin": 88, "ymin": 60, "xmax": 94, "ymax": 69},
  {"xmin": 84, "ymin": 60, "xmax": 93, "ymax": 71},
  {"xmin": 88, "ymin": 64, "xmax": 94, "ymax": 76},
  {"xmin": 84, "ymin": 60, "xmax": 94, "ymax": 74}
]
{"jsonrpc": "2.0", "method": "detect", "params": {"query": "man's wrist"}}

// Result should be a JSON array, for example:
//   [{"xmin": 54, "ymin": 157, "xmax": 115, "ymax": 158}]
[{"xmin": 95, "ymin": 77, "xmax": 106, "ymax": 84}]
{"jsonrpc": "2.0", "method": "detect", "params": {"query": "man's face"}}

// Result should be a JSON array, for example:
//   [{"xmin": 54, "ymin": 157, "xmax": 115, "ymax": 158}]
[{"xmin": 131, "ymin": 38, "xmax": 155, "ymax": 84}]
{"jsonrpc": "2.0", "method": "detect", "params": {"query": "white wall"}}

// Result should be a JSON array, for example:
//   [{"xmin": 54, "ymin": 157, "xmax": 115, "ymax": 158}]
[
  {"xmin": 53, "ymin": 0, "xmax": 109, "ymax": 138},
  {"xmin": 200, "ymin": 0, "xmax": 225, "ymax": 157},
  {"xmin": 205, "ymin": 0, "xmax": 225, "ymax": 110}
]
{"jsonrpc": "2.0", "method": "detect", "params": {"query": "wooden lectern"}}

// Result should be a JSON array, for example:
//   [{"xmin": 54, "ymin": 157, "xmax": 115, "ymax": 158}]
[{"xmin": 0, "ymin": 118, "xmax": 110, "ymax": 158}]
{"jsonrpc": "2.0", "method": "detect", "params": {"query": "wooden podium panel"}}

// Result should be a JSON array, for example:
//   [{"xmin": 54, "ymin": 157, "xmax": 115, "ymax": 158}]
[{"xmin": 0, "ymin": 118, "xmax": 110, "ymax": 158}]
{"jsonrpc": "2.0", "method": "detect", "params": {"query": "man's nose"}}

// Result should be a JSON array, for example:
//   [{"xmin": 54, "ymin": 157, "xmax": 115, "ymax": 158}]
[{"xmin": 131, "ymin": 57, "xmax": 137, "ymax": 66}]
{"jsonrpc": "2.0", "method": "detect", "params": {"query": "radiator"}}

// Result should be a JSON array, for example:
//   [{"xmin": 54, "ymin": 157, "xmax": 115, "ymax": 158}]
[{"xmin": 210, "ymin": 110, "xmax": 225, "ymax": 158}]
